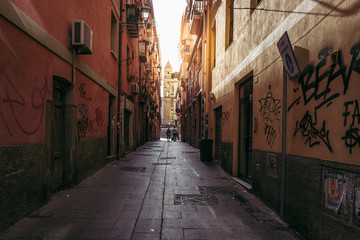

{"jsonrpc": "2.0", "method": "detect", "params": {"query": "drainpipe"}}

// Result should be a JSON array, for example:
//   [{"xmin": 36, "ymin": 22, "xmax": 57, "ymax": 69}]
[
  {"xmin": 205, "ymin": 0, "xmax": 212, "ymax": 139},
  {"xmin": 280, "ymin": 66, "xmax": 287, "ymax": 220},
  {"xmin": 72, "ymin": 48, "xmax": 76, "ymax": 85},
  {"xmin": 117, "ymin": 0, "xmax": 123, "ymax": 159}
]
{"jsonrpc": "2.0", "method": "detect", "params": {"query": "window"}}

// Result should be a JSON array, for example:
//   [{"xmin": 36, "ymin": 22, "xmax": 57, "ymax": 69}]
[
  {"xmin": 167, "ymin": 91, "xmax": 169, "ymax": 97},
  {"xmin": 111, "ymin": 11, "xmax": 117, "ymax": 56},
  {"xmin": 225, "ymin": 0, "xmax": 234, "ymax": 49},
  {"xmin": 167, "ymin": 82, "xmax": 169, "ymax": 88}
]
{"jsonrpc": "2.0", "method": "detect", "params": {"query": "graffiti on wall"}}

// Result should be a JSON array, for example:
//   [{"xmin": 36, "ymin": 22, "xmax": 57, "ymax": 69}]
[
  {"xmin": 342, "ymin": 99, "xmax": 360, "ymax": 153},
  {"xmin": 289, "ymin": 41, "xmax": 360, "ymax": 154},
  {"xmin": 259, "ymin": 85, "xmax": 281, "ymax": 148},
  {"xmin": 222, "ymin": 110, "xmax": 231, "ymax": 125},
  {"xmin": 0, "ymin": 71, "xmax": 50, "ymax": 136},
  {"xmin": 77, "ymin": 103, "xmax": 89, "ymax": 137},
  {"xmin": 79, "ymin": 82, "xmax": 92, "ymax": 102},
  {"xmin": 77, "ymin": 83, "xmax": 91, "ymax": 138},
  {"xmin": 77, "ymin": 82, "xmax": 104, "ymax": 138},
  {"xmin": 294, "ymin": 111, "xmax": 333, "ymax": 152},
  {"xmin": 88, "ymin": 107, "xmax": 104, "ymax": 133}
]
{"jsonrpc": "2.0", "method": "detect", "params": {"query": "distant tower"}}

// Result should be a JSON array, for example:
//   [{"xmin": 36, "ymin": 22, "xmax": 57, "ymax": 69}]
[{"xmin": 162, "ymin": 60, "xmax": 178, "ymax": 125}]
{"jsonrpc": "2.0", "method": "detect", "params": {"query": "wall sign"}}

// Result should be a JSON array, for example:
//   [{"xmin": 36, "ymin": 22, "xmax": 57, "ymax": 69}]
[{"xmin": 277, "ymin": 31, "xmax": 300, "ymax": 79}]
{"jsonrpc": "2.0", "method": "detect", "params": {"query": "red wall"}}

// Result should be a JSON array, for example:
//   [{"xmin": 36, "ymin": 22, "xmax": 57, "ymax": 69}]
[{"xmin": 1, "ymin": 0, "xmax": 119, "ymax": 144}]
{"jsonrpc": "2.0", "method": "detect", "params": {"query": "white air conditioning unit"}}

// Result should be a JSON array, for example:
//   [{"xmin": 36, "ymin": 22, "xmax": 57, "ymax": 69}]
[
  {"xmin": 131, "ymin": 83, "xmax": 139, "ymax": 95},
  {"xmin": 72, "ymin": 20, "xmax": 93, "ymax": 54}
]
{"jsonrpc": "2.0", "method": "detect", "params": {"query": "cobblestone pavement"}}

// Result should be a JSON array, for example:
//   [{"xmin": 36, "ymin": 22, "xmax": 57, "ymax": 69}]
[{"xmin": 0, "ymin": 140, "xmax": 303, "ymax": 240}]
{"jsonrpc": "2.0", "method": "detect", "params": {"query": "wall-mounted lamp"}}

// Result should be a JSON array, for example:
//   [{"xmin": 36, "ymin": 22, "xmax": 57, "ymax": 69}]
[
  {"xmin": 209, "ymin": 92, "xmax": 215, "ymax": 101},
  {"xmin": 142, "ymin": 5, "xmax": 151, "ymax": 21}
]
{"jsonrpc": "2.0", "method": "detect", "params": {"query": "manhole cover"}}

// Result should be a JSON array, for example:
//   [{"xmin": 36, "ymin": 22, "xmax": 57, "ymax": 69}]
[
  {"xmin": 174, "ymin": 194, "xmax": 219, "ymax": 206},
  {"xmin": 153, "ymin": 163, "xmax": 172, "ymax": 165},
  {"xmin": 119, "ymin": 167, "xmax": 146, "ymax": 172},
  {"xmin": 160, "ymin": 157, "xmax": 176, "ymax": 159}
]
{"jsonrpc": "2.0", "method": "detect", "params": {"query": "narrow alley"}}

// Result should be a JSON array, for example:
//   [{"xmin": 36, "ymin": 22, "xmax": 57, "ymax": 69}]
[{"xmin": 0, "ymin": 139, "xmax": 301, "ymax": 240}]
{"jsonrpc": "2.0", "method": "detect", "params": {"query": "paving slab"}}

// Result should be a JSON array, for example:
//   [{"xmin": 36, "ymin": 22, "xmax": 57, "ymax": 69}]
[{"xmin": 0, "ymin": 140, "xmax": 303, "ymax": 240}]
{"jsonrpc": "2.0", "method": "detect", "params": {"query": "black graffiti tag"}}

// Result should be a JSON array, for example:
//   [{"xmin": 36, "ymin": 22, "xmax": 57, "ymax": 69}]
[
  {"xmin": 342, "ymin": 99, "xmax": 360, "ymax": 153},
  {"xmin": 342, "ymin": 127, "xmax": 360, "ymax": 154},
  {"xmin": 79, "ymin": 82, "xmax": 92, "ymax": 102},
  {"xmin": 264, "ymin": 123, "xmax": 277, "ymax": 148},
  {"xmin": 294, "ymin": 111, "xmax": 333, "ymax": 152},
  {"xmin": 259, "ymin": 89, "xmax": 281, "ymax": 148},
  {"xmin": 298, "ymin": 42, "xmax": 360, "ymax": 110},
  {"xmin": 289, "ymin": 41, "xmax": 360, "ymax": 113},
  {"xmin": 77, "ymin": 103, "xmax": 89, "ymax": 138}
]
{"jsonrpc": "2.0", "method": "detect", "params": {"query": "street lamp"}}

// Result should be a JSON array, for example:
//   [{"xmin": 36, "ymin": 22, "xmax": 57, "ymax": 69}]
[{"xmin": 142, "ymin": 5, "xmax": 151, "ymax": 21}]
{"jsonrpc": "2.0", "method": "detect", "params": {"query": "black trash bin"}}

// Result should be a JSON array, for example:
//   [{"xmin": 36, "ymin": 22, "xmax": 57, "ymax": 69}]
[{"xmin": 199, "ymin": 139, "xmax": 213, "ymax": 161}]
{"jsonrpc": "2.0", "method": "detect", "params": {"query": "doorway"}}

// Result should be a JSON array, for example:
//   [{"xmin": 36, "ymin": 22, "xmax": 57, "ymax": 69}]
[
  {"xmin": 215, "ymin": 106, "xmax": 222, "ymax": 161},
  {"xmin": 51, "ymin": 79, "xmax": 66, "ymax": 192},
  {"xmin": 238, "ymin": 78, "xmax": 253, "ymax": 182},
  {"xmin": 107, "ymin": 95, "xmax": 115, "ymax": 157},
  {"xmin": 124, "ymin": 110, "xmax": 130, "ymax": 152}
]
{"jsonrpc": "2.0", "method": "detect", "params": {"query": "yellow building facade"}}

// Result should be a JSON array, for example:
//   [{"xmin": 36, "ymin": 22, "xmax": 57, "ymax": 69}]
[{"xmin": 205, "ymin": 0, "xmax": 360, "ymax": 239}]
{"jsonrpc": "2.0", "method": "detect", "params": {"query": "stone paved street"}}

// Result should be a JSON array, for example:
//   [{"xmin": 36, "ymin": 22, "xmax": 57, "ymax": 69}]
[{"xmin": 0, "ymin": 140, "xmax": 303, "ymax": 240}]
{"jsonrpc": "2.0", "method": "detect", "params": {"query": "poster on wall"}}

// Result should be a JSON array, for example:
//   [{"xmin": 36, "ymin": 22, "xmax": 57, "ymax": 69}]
[{"xmin": 325, "ymin": 170, "xmax": 346, "ymax": 212}]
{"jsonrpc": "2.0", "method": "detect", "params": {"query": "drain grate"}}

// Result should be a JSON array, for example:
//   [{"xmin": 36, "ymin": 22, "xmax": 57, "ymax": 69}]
[
  {"xmin": 160, "ymin": 157, "xmax": 176, "ymax": 159},
  {"xmin": 174, "ymin": 194, "xmax": 219, "ymax": 206},
  {"xmin": 183, "ymin": 151, "xmax": 198, "ymax": 154},
  {"xmin": 138, "ymin": 154, "xmax": 156, "ymax": 156},
  {"xmin": 119, "ymin": 167, "xmax": 146, "ymax": 172},
  {"xmin": 153, "ymin": 162, "xmax": 172, "ymax": 165}
]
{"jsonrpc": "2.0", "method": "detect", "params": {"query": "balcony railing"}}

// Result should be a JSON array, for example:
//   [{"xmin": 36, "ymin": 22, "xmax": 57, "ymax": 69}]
[
  {"xmin": 126, "ymin": 4, "xmax": 139, "ymax": 38},
  {"xmin": 189, "ymin": 1, "xmax": 203, "ymax": 35}
]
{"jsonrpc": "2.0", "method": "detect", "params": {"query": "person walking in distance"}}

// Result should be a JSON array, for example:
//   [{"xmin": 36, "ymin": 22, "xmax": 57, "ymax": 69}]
[
  {"xmin": 171, "ymin": 126, "xmax": 178, "ymax": 141},
  {"xmin": 166, "ymin": 128, "xmax": 171, "ymax": 141}
]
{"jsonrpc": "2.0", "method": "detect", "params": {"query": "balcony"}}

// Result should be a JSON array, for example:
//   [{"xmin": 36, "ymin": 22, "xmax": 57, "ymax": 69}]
[
  {"xmin": 189, "ymin": 1, "xmax": 203, "ymax": 35},
  {"xmin": 139, "ymin": 41, "xmax": 147, "ymax": 62},
  {"xmin": 180, "ymin": 39, "xmax": 192, "ymax": 63},
  {"xmin": 126, "ymin": 4, "xmax": 139, "ymax": 38}
]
